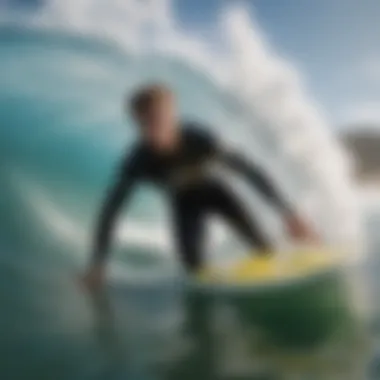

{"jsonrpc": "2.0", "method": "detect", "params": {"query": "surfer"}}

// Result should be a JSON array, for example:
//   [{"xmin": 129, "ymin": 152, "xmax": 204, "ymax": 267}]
[{"xmin": 82, "ymin": 84, "xmax": 316, "ymax": 290}]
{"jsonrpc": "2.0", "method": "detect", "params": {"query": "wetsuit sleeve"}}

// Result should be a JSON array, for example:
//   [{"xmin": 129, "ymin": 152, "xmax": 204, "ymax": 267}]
[
  {"xmin": 214, "ymin": 144, "xmax": 292, "ymax": 215},
  {"xmin": 91, "ymin": 150, "xmax": 141, "ymax": 266}
]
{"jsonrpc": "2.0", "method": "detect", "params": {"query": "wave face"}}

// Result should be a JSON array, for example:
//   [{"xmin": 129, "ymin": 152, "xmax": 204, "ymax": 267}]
[{"xmin": 0, "ymin": 1, "xmax": 363, "ymax": 275}]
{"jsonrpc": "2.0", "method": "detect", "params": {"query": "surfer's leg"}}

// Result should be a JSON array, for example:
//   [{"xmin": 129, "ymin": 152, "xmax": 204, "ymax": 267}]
[
  {"xmin": 173, "ymin": 205, "xmax": 205, "ymax": 273},
  {"xmin": 209, "ymin": 183, "xmax": 273, "ymax": 252}
]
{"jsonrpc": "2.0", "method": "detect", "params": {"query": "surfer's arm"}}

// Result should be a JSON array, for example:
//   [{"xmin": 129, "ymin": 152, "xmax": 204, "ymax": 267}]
[
  {"xmin": 91, "ymin": 154, "xmax": 139, "ymax": 267},
  {"xmin": 215, "ymin": 146, "xmax": 318, "ymax": 242},
  {"xmin": 215, "ymin": 148, "xmax": 291, "ymax": 215},
  {"xmin": 194, "ymin": 126, "xmax": 317, "ymax": 242}
]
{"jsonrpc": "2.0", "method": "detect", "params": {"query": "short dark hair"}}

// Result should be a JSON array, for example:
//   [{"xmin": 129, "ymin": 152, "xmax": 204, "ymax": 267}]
[{"xmin": 129, "ymin": 83, "xmax": 173, "ymax": 116}]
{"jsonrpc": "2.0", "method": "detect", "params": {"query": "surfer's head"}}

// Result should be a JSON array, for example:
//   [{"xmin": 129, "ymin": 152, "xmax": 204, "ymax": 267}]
[{"xmin": 128, "ymin": 83, "xmax": 179, "ymax": 151}]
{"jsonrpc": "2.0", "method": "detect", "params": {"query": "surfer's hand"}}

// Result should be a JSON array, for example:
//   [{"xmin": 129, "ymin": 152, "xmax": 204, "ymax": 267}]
[
  {"xmin": 285, "ymin": 214, "xmax": 318, "ymax": 244},
  {"xmin": 81, "ymin": 264, "xmax": 105, "ymax": 293}
]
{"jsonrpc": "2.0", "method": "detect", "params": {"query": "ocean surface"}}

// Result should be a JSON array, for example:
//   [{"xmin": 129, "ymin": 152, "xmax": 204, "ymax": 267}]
[{"xmin": 0, "ymin": 2, "xmax": 377, "ymax": 379}]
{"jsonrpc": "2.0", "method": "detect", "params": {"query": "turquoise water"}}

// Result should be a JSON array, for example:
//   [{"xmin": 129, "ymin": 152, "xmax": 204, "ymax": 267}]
[{"xmin": 0, "ymin": 19, "xmax": 376, "ymax": 380}]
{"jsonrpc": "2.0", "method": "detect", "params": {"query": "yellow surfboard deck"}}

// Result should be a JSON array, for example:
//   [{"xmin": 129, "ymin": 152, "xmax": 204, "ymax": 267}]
[{"xmin": 197, "ymin": 249, "xmax": 337, "ymax": 285}]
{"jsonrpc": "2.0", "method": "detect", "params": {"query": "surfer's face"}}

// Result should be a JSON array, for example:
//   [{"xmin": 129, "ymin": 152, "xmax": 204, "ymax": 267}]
[{"xmin": 135, "ymin": 96, "xmax": 179, "ymax": 152}]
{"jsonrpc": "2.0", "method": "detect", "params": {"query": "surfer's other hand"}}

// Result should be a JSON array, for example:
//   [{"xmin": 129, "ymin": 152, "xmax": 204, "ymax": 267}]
[
  {"xmin": 81, "ymin": 264, "xmax": 105, "ymax": 293},
  {"xmin": 285, "ymin": 214, "xmax": 319, "ymax": 244}
]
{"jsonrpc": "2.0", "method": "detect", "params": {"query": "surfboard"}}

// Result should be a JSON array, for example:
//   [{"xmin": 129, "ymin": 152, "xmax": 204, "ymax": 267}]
[
  {"xmin": 192, "ymin": 248, "xmax": 353, "ymax": 347},
  {"xmin": 196, "ymin": 248, "xmax": 338, "ymax": 286}
]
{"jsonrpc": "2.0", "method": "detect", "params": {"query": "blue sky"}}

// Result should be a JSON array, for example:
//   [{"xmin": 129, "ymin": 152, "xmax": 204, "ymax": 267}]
[
  {"xmin": 4, "ymin": 0, "xmax": 380, "ymax": 128},
  {"xmin": 174, "ymin": 0, "xmax": 380, "ymax": 128}
]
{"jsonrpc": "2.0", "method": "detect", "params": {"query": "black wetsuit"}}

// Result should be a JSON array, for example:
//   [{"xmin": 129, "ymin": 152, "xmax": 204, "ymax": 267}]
[{"xmin": 92, "ymin": 123, "xmax": 290, "ymax": 272}]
